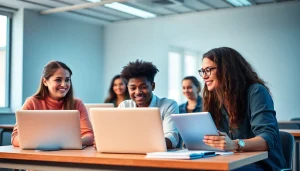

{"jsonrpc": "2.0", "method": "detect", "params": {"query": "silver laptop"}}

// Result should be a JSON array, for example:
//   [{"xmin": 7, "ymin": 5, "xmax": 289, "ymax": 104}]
[
  {"xmin": 90, "ymin": 108, "xmax": 167, "ymax": 154},
  {"xmin": 16, "ymin": 110, "xmax": 82, "ymax": 150},
  {"xmin": 84, "ymin": 103, "xmax": 114, "ymax": 118},
  {"xmin": 171, "ymin": 112, "xmax": 224, "ymax": 151}
]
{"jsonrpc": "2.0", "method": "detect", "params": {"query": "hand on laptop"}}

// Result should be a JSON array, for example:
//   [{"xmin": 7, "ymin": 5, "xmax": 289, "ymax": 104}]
[{"xmin": 203, "ymin": 131, "xmax": 237, "ymax": 151}]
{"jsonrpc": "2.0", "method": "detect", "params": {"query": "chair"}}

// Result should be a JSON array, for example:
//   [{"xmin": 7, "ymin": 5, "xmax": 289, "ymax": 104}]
[
  {"xmin": 290, "ymin": 118, "xmax": 300, "ymax": 121},
  {"xmin": 278, "ymin": 123, "xmax": 300, "ymax": 129},
  {"xmin": 0, "ymin": 128, "xmax": 3, "ymax": 146},
  {"xmin": 279, "ymin": 131, "xmax": 294, "ymax": 171}
]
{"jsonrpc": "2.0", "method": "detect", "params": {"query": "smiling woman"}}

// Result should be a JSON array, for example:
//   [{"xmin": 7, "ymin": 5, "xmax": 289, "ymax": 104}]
[
  {"xmin": 179, "ymin": 76, "xmax": 202, "ymax": 114},
  {"xmin": 199, "ymin": 47, "xmax": 286, "ymax": 170},
  {"xmin": 11, "ymin": 61, "xmax": 94, "ymax": 147}
]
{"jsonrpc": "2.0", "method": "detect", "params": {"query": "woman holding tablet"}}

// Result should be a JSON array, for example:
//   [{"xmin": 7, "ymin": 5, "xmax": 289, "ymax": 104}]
[
  {"xmin": 179, "ymin": 76, "xmax": 202, "ymax": 113},
  {"xmin": 200, "ymin": 47, "xmax": 285, "ymax": 170},
  {"xmin": 11, "ymin": 61, "xmax": 94, "ymax": 147}
]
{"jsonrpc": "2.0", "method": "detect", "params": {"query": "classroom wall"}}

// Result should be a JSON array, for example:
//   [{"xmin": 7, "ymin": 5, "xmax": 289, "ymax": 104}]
[
  {"xmin": 103, "ymin": 2, "xmax": 300, "ymax": 121},
  {"xmin": 22, "ymin": 9, "xmax": 104, "ymax": 104}
]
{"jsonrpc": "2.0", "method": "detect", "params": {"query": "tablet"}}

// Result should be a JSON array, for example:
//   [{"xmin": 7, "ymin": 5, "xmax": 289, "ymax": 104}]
[{"xmin": 171, "ymin": 112, "xmax": 224, "ymax": 151}]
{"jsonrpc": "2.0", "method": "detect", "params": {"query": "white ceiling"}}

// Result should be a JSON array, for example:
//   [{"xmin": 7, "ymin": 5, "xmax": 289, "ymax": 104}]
[{"xmin": 0, "ymin": 0, "xmax": 296, "ymax": 25}]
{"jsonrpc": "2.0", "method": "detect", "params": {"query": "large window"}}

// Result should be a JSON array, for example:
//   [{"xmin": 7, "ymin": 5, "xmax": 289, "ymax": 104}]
[
  {"xmin": 0, "ymin": 13, "xmax": 11, "ymax": 108},
  {"xmin": 168, "ymin": 47, "xmax": 202, "ymax": 104}
]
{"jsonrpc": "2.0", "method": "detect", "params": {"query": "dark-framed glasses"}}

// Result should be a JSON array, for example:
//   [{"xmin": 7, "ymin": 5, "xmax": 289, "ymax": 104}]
[{"xmin": 198, "ymin": 67, "xmax": 217, "ymax": 77}]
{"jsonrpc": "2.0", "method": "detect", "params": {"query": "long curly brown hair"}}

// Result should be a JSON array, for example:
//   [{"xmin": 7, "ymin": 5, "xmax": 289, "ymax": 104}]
[{"xmin": 202, "ymin": 47, "xmax": 269, "ymax": 129}]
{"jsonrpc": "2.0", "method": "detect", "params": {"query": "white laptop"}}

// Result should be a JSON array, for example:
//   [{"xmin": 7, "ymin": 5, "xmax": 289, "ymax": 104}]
[
  {"xmin": 90, "ymin": 108, "xmax": 167, "ymax": 154},
  {"xmin": 171, "ymin": 112, "xmax": 224, "ymax": 151},
  {"xmin": 16, "ymin": 110, "xmax": 82, "ymax": 150},
  {"xmin": 84, "ymin": 103, "xmax": 114, "ymax": 118}
]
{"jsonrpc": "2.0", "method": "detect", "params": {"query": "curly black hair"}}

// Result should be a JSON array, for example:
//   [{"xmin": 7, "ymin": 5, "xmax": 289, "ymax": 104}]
[{"xmin": 121, "ymin": 59, "xmax": 159, "ymax": 83}]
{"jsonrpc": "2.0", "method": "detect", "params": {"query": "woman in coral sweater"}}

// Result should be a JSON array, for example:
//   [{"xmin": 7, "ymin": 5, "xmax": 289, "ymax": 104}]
[{"xmin": 11, "ymin": 61, "xmax": 94, "ymax": 147}]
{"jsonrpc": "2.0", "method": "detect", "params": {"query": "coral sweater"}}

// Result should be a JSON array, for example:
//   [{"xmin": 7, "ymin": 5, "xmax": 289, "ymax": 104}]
[{"xmin": 11, "ymin": 96, "xmax": 94, "ymax": 147}]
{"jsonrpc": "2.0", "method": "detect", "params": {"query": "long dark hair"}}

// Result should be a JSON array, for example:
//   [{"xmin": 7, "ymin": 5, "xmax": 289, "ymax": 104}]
[
  {"xmin": 202, "ymin": 47, "xmax": 269, "ymax": 128},
  {"xmin": 104, "ymin": 75, "xmax": 129, "ymax": 103},
  {"xmin": 182, "ymin": 76, "xmax": 202, "ymax": 94},
  {"xmin": 34, "ymin": 61, "xmax": 75, "ymax": 110}
]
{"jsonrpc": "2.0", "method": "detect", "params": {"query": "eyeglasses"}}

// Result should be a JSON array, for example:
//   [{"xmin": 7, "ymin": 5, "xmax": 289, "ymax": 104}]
[{"xmin": 198, "ymin": 67, "xmax": 217, "ymax": 77}]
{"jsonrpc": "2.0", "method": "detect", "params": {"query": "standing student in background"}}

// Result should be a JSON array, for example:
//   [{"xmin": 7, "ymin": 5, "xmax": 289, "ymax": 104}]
[
  {"xmin": 179, "ymin": 76, "xmax": 202, "ymax": 113},
  {"xmin": 119, "ymin": 60, "xmax": 180, "ymax": 149},
  {"xmin": 104, "ymin": 75, "xmax": 129, "ymax": 107},
  {"xmin": 200, "ymin": 47, "xmax": 285, "ymax": 170},
  {"xmin": 11, "ymin": 61, "xmax": 94, "ymax": 147}
]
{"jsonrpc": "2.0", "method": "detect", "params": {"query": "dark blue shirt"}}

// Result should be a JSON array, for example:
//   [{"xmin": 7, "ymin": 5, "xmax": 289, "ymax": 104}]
[
  {"xmin": 179, "ymin": 96, "xmax": 202, "ymax": 113},
  {"xmin": 219, "ymin": 83, "xmax": 286, "ymax": 170}
]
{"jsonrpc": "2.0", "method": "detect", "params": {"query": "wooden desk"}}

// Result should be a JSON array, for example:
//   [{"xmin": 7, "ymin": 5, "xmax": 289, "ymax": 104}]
[
  {"xmin": 280, "ymin": 129, "xmax": 300, "ymax": 141},
  {"xmin": 0, "ymin": 124, "xmax": 14, "ymax": 130},
  {"xmin": 0, "ymin": 124, "xmax": 14, "ymax": 146},
  {"xmin": 278, "ymin": 121, "xmax": 300, "ymax": 124},
  {"xmin": 0, "ymin": 146, "xmax": 267, "ymax": 171}
]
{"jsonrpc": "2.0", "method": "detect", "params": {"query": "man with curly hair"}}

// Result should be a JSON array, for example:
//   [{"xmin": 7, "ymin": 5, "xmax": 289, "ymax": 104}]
[{"xmin": 119, "ymin": 60, "xmax": 179, "ymax": 149}]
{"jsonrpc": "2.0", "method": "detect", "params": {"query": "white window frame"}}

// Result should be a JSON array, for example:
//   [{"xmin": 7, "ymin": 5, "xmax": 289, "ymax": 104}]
[
  {"xmin": 168, "ymin": 46, "xmax": 202, "ymax": 105},
  {"xmin": 0, "ymin": 11, "xmax": 12, "ymax": 111}
]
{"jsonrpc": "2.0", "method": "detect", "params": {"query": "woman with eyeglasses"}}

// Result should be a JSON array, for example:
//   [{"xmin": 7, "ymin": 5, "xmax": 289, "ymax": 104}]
[
  {"xmin": 179, "ymin": 76, "xmax": 202, "ymax": 113},
  {"xmin": 199, "ymin": 47, "xmax": 285, "ymax": 170}
]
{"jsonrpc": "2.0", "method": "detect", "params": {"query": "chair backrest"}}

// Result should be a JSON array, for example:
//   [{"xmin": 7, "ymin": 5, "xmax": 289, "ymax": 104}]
[
  {"xmin": 278, "ymin": 123, "xmax": 300, "ymax": 129},
  {"xmin": 279, "ymin": 131, "xmax": 294, "ymax": 169},
  {"xmin": 290, "ymin": 118, "xmax": 300, "ymax": 121},
  {"xmin": 0, "ymin": 128, "xmax": 3, "ymax": 146}
]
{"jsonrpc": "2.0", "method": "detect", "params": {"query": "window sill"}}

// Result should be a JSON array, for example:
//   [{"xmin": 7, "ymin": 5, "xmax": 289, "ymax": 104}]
[{"xmin": 0, "ymin": 108, "xmax": 12, "ymax": 114}]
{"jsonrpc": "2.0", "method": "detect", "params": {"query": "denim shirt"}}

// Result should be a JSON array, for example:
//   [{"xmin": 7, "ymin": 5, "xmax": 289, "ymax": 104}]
[
  {"xmin": 218, "ymin": 83, "xmax": 286, "ymax": 170},
  {"xmin": 179, "ymin": 96, "xmax": 202, "ymax": 113}
]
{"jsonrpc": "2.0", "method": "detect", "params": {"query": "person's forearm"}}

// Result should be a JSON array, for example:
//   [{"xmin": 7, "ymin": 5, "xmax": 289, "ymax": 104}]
[{"xmin": 235, "ymin": 136, "xmax": 268, "ymax": 151}]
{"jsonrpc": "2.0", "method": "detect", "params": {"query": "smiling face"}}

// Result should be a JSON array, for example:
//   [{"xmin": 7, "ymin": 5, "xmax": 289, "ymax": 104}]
[
  {"xmin": 201, "ymin": 57, "xmax": 219, "ymax": 91},
  {"xmin": 182, "ymin": 79, "xmax": 198, "ymax": 100},
  {"xmin": 43, "ymin": 68, "xmax": 71, "ymax": 100},
  {"xmin": 113, "ymin": 78, "xmax": 126, "ymax": 96},
  {"xmin": 128, "ymin": 77, "xmax": 154, "ymax": 107}
]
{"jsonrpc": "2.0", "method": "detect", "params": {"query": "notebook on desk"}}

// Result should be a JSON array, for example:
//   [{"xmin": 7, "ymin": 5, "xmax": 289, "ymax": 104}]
[
  {"xmin": 16, "ymin": 110, "xmax": 82, "ymax": 150},
  {"xmin": 171, "ymin": 112, "xmax": 225, "ymax": 152},
  {"xmin": 146, "ymin": 149, "xmax": 216, "ymax": 159},
  {"xmin": 90, "ymin": 108, "xmax": 167, "ymax": 154}
]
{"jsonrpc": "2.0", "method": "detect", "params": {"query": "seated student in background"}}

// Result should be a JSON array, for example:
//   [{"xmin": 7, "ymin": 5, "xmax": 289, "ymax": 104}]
[
  {"xmin": 119, "ymin": 60, "xmax": 180, "ymax": 149},
  {"xmin": 200, "ymin": 47, "xmax": 286, "ymax": 170},
  {"xmin": 104, "ymin": 74, "xmax": 130, "ymax": 107},
  {"xmin": 11, "ymin": 61, "xmax": 94, "ymax": 147},
  {"xmin": 179, "ymin": 76, "xmax": 202, "ymax": 113}
]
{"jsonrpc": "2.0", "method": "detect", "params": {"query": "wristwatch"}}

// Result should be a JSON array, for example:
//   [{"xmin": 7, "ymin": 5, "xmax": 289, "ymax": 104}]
[{"xmin": 236, "ymin": 139, "xmax": 245, "ymax": 152}]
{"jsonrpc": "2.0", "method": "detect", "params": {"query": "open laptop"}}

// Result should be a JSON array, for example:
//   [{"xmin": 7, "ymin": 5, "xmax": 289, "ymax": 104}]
[
  {"xmin": 90, "ymin": 108, "xmax": 167, "ymax": 154},
  {"xmin": 171, "ymin": 112, "xmax": 224, "ymax": 152},
  {"xmin": 84, "ymin": 103, "xmax": 114, "ymax": 118},
  {"xmin": 16, "ymin": 110, "xmax": 82, "ymax": 150}
]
